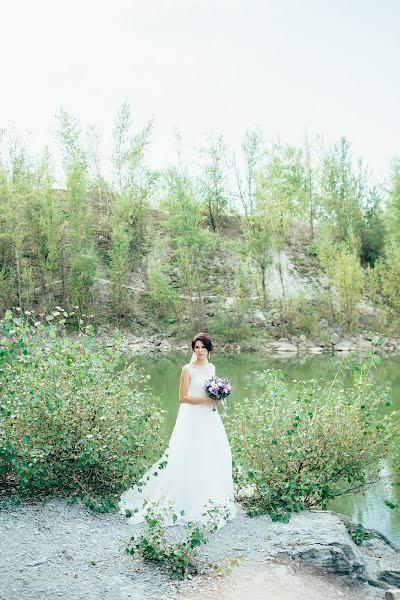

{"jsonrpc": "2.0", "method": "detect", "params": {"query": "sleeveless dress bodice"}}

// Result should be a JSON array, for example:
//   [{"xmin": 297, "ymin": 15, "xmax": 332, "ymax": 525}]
[
  {"xmin": 187, "ymin": 363, "xmax": 215, "ymax": 394},
  {"xmin": 180, "ymin": 363, "xmax": 215, "ymax": 413}
]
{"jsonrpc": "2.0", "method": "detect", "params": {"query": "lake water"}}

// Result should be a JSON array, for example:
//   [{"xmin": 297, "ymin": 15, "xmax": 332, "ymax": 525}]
[{"xmin": 131, "ymin": 351, "xmax": 400, "ymax": 545}]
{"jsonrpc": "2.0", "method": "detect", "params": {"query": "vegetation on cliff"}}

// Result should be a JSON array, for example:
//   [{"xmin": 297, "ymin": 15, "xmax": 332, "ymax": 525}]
[{"xmin": 1, "ymin": 104, "xmax": 400, "ymax": 342}]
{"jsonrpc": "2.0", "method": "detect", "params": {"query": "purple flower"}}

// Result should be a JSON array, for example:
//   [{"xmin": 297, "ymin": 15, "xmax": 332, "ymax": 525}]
[{"xmin": 204, "ymin": 375, "xmax": 232, "ymax": 407}]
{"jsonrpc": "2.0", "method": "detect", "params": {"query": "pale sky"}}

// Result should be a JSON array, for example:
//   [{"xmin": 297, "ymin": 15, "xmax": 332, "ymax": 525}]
[{"xmin": 1, "ymin": 0, "xmax": 399, "ymax": 181}]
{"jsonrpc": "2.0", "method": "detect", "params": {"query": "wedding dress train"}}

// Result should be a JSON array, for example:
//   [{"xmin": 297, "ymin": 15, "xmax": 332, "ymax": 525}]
[{"xmin": 118, "ymin": 362, "xmax": 236, "ymax": 528}]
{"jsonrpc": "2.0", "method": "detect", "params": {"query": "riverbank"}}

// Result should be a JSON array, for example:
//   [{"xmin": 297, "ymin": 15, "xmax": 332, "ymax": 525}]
[
  {"xmin": 1, "ymin": 498, "xmax": 398, "ymax": 600},
  {"xmin": 96, "ymin": 327, "xmax": 400, "ymax": 358}
]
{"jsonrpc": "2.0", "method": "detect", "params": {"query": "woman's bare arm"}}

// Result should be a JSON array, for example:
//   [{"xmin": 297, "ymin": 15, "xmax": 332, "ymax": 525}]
[{"xmin": 179, "ymin": 366, "xmax": 216, "ymax": 405}]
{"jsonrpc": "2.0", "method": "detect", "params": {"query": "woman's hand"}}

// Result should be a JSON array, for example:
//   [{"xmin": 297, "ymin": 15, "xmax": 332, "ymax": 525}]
[{"xmin": 202, "ymin": 396, "xmax": 218, "ymax": 407}]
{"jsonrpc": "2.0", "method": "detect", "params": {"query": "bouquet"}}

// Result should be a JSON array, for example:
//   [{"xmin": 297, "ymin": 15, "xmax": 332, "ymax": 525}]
[{"xmin": 204, "ymin": 376, "xmax": 232, "ymax": 412}]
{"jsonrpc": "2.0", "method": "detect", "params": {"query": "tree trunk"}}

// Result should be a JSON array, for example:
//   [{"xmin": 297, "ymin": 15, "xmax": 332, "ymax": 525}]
[
  {"xmin": 60, "ymin": 227, "xmax": 68, "ymax": 308},
  {"xmin": 15, "ymin": 247, "xmax": 23, "ymax": 311},
  {"xmin": 261, "ymin": 265, "xmax": 267, "ymax": 308},
  {"xmin": 277, "ymin": 251, "xmax": 285, "ymax": 297}
]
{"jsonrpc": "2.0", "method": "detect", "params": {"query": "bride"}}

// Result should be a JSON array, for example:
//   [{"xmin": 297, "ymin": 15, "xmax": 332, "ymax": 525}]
[{"xmin": 118, "ymin": 332, "xmax": 236, "ymax": 528}]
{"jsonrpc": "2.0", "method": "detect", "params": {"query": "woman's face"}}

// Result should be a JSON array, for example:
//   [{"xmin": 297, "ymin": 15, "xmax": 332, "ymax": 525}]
[{"xmin": 194, "ymin": 340, "xmax": 208, "ymax": 359}]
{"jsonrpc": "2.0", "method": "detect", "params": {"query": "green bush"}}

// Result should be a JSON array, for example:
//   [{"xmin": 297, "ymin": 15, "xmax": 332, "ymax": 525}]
[
  {"xmin": 208, "ymin": 309, "xmax": 252, "ymax": 343},
  {"xmin": 125, "ymin": 502, "xmax": 231, "ymax": 579},
  {"xmin": 348, "ymin": 523, "xmax": 374, "ymax": 546},
  {"xmin": 226, "ymin": 364, "xmax": 399, "ymax": 522},
  {"xmin": 0, "ymin": 310, "xmax": 165, "ymax": 503}
]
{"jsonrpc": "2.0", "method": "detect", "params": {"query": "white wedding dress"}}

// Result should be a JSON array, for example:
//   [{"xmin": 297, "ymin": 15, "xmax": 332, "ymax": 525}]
[{"xmin": 118, "ymin": 360, "xmax": 236, "ymax": 528}]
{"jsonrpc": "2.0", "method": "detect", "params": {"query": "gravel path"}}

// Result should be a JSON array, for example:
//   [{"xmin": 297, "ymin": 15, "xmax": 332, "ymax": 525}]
[{"xmin": 0, "ymin": 498, "xmax": 386, "ymax": 600}]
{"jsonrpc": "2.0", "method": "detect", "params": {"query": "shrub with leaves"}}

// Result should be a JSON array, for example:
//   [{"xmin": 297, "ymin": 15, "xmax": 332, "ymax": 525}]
[
  {"xmin": 226, "ymin": 363, "xmax": 399, "ymax": 522},
  {"xmin": 348, "ymin": 523, "xmax": 374, "ymax": 546},
  {"xmin": 125, "ymin": 502, "xmax": 231, "ymax": 579},
  {"xmin": 0, "ymin": 309, "xmax": 165, "ymax": 505}
]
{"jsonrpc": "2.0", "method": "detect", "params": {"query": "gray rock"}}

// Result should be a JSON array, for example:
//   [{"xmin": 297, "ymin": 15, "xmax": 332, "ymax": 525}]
[
  {"xmin": 247, "ymin": 309, "xmax": 267, "ymax": 325},
  {"xmin": 379, "ymin": 571, "xmax": 400, "ymax": 588},
  {"xmin": 276, "ymin": 342, "xmax": 298, "ymax": 354},
  {"xmin": 330, "ymin": 332, "xmax": 341, "ymax": 345},
  {"xmin": 309, "ymin": 346, "xmax": 324, "ymax": 354},
  {"xmin": 299, "ymin": 334, "xmax": 307, "ymax": 343},
  {"xmin": 267, "ymin": 511, "xmax": 366, "ymax": 582},
  {"xmin": 385, "ymin": 591, "xmax": 400, "ymax": 600},
  {"xmin": 336, "ymin": 517, "xmax": 400, "ymax": 591},
  {"xmin": 335, "ymin": 342, "xmax": 356, "ymax": 352},
  {"xmin": 224, "ymin": 297, "xmax": 235, "ymax": 309}
]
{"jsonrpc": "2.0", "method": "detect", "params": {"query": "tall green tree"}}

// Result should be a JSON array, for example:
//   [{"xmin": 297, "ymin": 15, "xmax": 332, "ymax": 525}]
[
  {"xmin": 146, "ymin": 236, "xmax": 182, "ymax": 324},
  {"xmin": 57, "ymin": 109, "xmax": 97, "ymax": 315},
  {"xmin": 302, "ymin": 132, "xmax": 326, "ymax": 239},
  {"xmin": 320, "ymin": 138, "xmax": 364, "ymax": 244},
  {"xmin": 198, "ymin": 133, "xmax": 229, "ymax": 231},
  {"xmin": 0, "ymin": 134, "xmax": 35, "ymax": 310},
  {"xmin": 332, "ymin": 243, "xmax": 364, "ymax": 331},
  {"xmin": 317, "ymin": 229, "xmax": 364, "ymax": 331},
  {"xmin": 386, "ymin": 159, "xmax": 400, "ymax": 246},
  {"xmin": 256, "ymin": 140, "xmax": 306, "ymax": 295},
  {"xmin": 378, "ymin": 244, "xmax": 400, "ymax": 314},
  {"xmin": 24, "ymin": 147, "xmax": 61, "ymax": 304},
  {"xmin": 162, "ymin": 165, "xmax": 214, "ymax": 331},
  {"xmin": 235, "ymin": 215, "xmax": 273, "ymax": 308},
  {"xmin": 85, "ymin": 123, "xmax": 113, "ymax": 223},
  {"xmin": 233, "ymin": 128, "xmax": 263, "ymax": 216},
  {"xmin": 359, "ymin": 186, "xmax": 385, "ymax": 267},
  {"xmin": 109, "ymin": 103, "xmax": 155, "ymax": 317}
]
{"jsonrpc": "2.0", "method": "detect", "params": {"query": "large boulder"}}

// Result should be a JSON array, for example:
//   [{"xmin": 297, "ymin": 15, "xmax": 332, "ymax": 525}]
[
  {"xmin": 360, "ymin": 535, "xmax": 400, "ymax": 589},
  {"xmin": 309, "ymin": 346, "xmax": 324, "ymax": 354},
  {"xmin": 275, "ymin": 339, "xmax": 298, "ymax": 354},
  {"xmin": 330, "ymin": 332, "xmax": 341, "ymax": 345},
  {"xmin": 266, "ymin": 511, "xmax": 366, "ymax": 582},
  {"xmin": 246, "ymin": 309, "xmax": 267, "ymax": 325}
]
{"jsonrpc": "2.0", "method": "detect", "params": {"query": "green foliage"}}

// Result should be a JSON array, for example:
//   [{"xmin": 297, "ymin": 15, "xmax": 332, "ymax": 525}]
[
  {"xmin": 0, "ymin": 311, "xmax": 165, "ymax": 501},
  {"xmin": 0, "ymin": 132, "xmax": 35, "ymax": 311},
  {"xmin": 162, "ymin": 166, "xmax": 215, "ymax": 330},
  {"xmin": 238, "ymin": 215, "xmax": 273, "ymax": 307},
  {"xmin": 302, "ymin": 132, "xmax": 321, "ymax": 238},
  {"xmin": 227, "ymin": 365, "xmax": 399, "ymax": 522},
  {"xmin": 57, "ymin": 109, "xmax": 97, "ymax": 314},
  {"xmin": 233, "ymin": 128, "xmax": 264, "ymax": 216},
  {"xmin": 384, "ymin": 499, "xmax": 398, "ymax": 510},
  {"xmin": 278, "ymin": 293, "xmax": 316, "ymax": 336},
  {"xmin": 319, "ymin": 138, "xmax": 364, "ymax": 244},
  {"xmin": 359, "ymin": 188, "xmax": 386, "ymax": 266},
  {"xmin": 145, "ymin": 236, "xmax": 182, "ymax": 323},
  {"xmin": 332, "ymin": 243, "xmax": 364, "ymax": 331},
  {"xmin": 379, "ymin": 244, "xmax": 400, "ymax": 313},
  {"xmin": 207, "ymin": 247, "xmax": 256, "ymax": 342},
  {"xmin": 108, "ymin": 103, "xmax": 156, "ymax": 317},
  {"xmin": 349, "ymin": 523, "xmax": 374, "ymax": 546},
  {"xmin": 198, "ymin": 133, "xmax": 230, "ymax": 231},
  {"xmin": 258, "ymin": 140, "xmax": 307, "ymax": 222},
  {"xmin": 386, "ymin": 158, "xmax": 400, "ymax": 246},
  {"xmin": 0, "ymin": 115, "xmax": 396, "ymax": 338},
  {"xmin": 125, "ymin": 502, "xmax": 230, "ymax": 579},
  {"xmin": 256, "ymin": 140, "xmax": 306, "ymax": 296},
  {"xmin": 316, "ymin": 230, "xmax": 364, "ymax": 331}
]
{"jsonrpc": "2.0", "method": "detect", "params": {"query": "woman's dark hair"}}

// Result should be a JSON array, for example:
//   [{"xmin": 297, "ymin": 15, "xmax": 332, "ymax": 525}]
[{"xmin": 191, "ymin": 332, "xmax": 213, "ymax": 354}]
